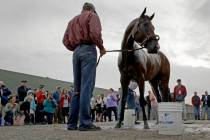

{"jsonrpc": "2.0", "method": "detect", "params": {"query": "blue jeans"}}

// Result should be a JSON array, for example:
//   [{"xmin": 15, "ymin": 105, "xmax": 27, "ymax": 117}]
[
  {"xmin": 127, "ymin": 89, "xmax": 136, "ymax": 109},
  {"xmin": 193, "ymin": 106, "xmax": 200, "ymax": 120},
  {"xmin": 135, "ymin": 103, "xmax": 141, "ymax": 121},
  {"xmin": 202, "ymin": 105, "xmax": 210, "ymax": 120},
  {"xmin": 68, "ymin": 44, "xmax": 97, "ymax": 128},
  {"xmin": 118, "ymin": 88, "xmax": 136, "ymax": 119}
]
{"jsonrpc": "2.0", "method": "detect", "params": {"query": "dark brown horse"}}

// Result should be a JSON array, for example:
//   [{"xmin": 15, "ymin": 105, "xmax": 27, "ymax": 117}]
[{"xmin": 116, "ymin": 8, "xmax": 171, "ymax": 129}]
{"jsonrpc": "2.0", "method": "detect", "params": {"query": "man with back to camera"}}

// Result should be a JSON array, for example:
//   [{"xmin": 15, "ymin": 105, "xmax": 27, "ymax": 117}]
[{"xmin": 63, "ymin": 2, "xmax": 106, "ymax": 131}]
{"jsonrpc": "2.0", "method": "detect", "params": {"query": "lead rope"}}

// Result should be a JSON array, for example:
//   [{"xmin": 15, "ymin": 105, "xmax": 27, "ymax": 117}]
[
  {"xmin": 96, "ymin": 45, "xmax": 145, "ymax": 67},
  {"xmin": 96, "ymin": 34, "xmax": 160, "ymax": 67}
]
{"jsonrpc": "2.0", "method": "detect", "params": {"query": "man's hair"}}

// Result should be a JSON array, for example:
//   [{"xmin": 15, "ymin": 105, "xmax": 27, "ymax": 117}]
[
  {"xmin": 109, "ymin": 88, "xmax": 114, "ymax": 92},
  {"xmin": 177, "ymin": 79, "xmax": 181, "ymax": 82},
  {"xmin": 83, "ymin": 2, "xmax": 96, "ymax": 12}
]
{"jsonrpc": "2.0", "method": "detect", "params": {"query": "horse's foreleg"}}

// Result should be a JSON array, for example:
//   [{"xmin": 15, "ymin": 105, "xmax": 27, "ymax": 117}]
[
  {"xmin": 149, "ymin": 79, "xmax": 162, "ymax": 102},
  {"xmin": 160, "ymin": 81, "xmax": 170, "ymax": 102},
  {"xmin": 115, "ymin": 75, "xmax": 129, "ymax": 128},
  {"xmin": 138, "ymin": 79, "xmax": 149, "ymax": 129}
]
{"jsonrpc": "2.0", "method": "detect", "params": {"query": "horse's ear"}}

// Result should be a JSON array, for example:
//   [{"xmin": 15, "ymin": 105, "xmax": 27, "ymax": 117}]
[
  {"xmin": 140, "ymin": 7, "xmax": 147, "ymax": 18},
  {"xmin": 150, "ymin": 13, "xmax": 155, "ymax": 20}
]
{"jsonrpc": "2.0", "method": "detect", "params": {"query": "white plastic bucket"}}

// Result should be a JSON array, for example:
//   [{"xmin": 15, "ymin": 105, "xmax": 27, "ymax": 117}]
[
  {"xmin": 158, "ymin": 102, "xmax": 183, "ymax": 135},
  {"xmin": 124, "ymin": 109, "xmax": 135, "ymax": 127}
]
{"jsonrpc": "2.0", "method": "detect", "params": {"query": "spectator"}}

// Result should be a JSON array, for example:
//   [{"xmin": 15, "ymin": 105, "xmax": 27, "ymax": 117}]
[
  {"xmin": 191, "ymin": 91, "xmax": 201, "ymax": 120},
  {"xmin": 149, "ymin": 90, "xmax": 158, "ymax": 123},
  {"xmin": 53, "ymin": 86, "xmax": 62, "ymax": 123},
  {"xmin": 95, "ymin": 95, "xmax": 102, "ymax": 122},
  {"xmin": 135, "ymin": 95, "xmax": 141, "ymax": 123},
  {"xmin": 68, "ymin": 85, "xmax": 74, "ymax": 98},
  {"xmin": 0, "ymin": 81, "xmax": 12, "ymax": 118},
  {"xmin": 101, "ymin": 94, "xmax": 107, "ymax": 122},
  {"xmin": 3, "ymin": 94, "xmax": 19, "ymax": 126},
  {"xmin": 201, "ymin": 91, "xmax": 210, "ymax": 120},
  {"xmin": 126, "ymin": 80, "xmax": 138, "ymax": 109},
  {"xmin": 35, "ymin": 85, "xmax": 46, "ymax": 124},
  {"xmin": 24, "ymin": 90, "xmax": 36, "ymax": 124},
  {"xmin": 174, "ymin": 79, "xmax": 187, "ymax": 120},
  {"xmin": 17, "ymin": 80, "xmax": 29, "ymax": 104},
  {"xmin": 118, "ymin": 80, "xmax": 139, "ymax": 124},
  {"xmin": 19, "ymin": 99, "xmax": 30, "ymax": 124},
  {"xmin": 43, "ymin": 92, "xmax": 57, "ymax": 124},
  {"xmin": 68, "ymin": 85, "xmax": 74, "ymax": 114},
  {"xmin": 90, "ymin": 97, "xmax": 96, "ymax": 122},
  {"xmin": 64, "ymin": 2, "xmax": 106, "ymax": 131},
  {"xmin": 60, "ymin": 88, "xmax": 70, "ymax": 124},
  {"xmin": 106, "ymin": 88, "xmax": 118, "ymax": 122},
  {"xmin": 116, "ymin": 91, "xmax": 120, "ymax": 105},
  {"xmin": 145, "ymin": 94, "xmax": 151, "ymax": 120}
]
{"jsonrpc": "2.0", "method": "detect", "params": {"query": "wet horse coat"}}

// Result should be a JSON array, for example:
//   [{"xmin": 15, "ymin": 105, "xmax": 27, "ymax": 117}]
[{"xmin": 116, "ymin": 9, "xmax": 170, "ymax": 129}]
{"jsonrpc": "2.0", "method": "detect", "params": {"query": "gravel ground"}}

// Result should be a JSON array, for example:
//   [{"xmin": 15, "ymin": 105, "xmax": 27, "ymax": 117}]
[{"xmin": 0, "ymin": 121, "xmax": 210, "ymax": 140}]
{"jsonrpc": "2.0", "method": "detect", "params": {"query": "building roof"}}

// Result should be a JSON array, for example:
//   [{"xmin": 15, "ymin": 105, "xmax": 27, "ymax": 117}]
[{"xmin": 0, "ymin": 69, "xmax": 109, "ymax": 96}]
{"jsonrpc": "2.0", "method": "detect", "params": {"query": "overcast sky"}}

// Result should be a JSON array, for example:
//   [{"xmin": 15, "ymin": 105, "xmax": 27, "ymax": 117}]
[{"xmin": 0, "ymin": 0, "xmax": 210, "ymax": 103}]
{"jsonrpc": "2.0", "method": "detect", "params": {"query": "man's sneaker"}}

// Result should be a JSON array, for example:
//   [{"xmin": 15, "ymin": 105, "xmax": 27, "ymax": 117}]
[
  {"xmin": 67, "ymin": 126, "xmax": 78, "ymax": 130},
  {"xmin": 78, "ymin": 124, "xmax": 101, "ymax": 131},
  {"xmin": 135, "ymin": 121, "xmax": 140, "ymax": 125}
]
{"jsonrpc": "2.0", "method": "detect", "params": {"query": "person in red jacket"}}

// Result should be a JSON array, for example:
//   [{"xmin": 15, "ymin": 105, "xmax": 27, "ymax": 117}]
[
  {"xmin": 60, "ymin": 88, "xmax": 70, "ymax": 124},
  {"xmin": 191, "ymin": 92, "xmax": 201, "ymax": 120},
  {"xmin": 173, "ymin": 79, "xmax": 187, "ymax": 120},
  {"xmin": 35, "ymin": 85, "xmax": 46, "ymax": 124}
]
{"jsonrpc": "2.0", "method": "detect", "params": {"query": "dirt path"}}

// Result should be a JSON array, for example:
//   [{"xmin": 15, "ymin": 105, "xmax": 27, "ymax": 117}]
[{"xmin": 0, "ymin": 123, "xmax": 210, "ymax": 140}]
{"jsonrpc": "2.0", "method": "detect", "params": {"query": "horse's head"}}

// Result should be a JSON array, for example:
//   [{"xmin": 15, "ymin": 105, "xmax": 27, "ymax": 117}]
[{"xmin": 131, "ymin": 8, "xmax": 160, "ymax": 53}]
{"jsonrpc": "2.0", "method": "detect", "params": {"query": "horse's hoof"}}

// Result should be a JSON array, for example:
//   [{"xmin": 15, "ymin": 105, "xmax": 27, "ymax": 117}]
[
  {"xmin": 144, "ymin": 125, "xmax": 150, "ymax": 129},
  {"xmin": 115, "ymin": 122, "xmax": 122, "ymax": 128}
]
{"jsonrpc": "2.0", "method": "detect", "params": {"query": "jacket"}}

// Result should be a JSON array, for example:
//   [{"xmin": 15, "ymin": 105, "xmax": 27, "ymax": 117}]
[
  {"xmin": 17, "ymin": 86, "xmax": 29, "ymax": 102},
  {"xmin": 191, "ymin": 95, "xmax": 201, "ymax": 106},
  {"xmin": 201, "ymin": 95, "xmax": 210, "ymax": 107},
  {"xmin": 60, "ymin": 95, "xmax": 70, "ymax": 108},
  {"xmin": 43, "ymin": 99, "xmax": 57, "ymax": 113},
  {"xmin": 63, "ymin": 10, "xmax": 104, "ymax": 51},
  {"xmin": 174, "ymin": 85, "xmax": 187, "ymax": 101},
  {"xmin": 0, "ymin": 87, "xmax": 11, "ymax": 106}
]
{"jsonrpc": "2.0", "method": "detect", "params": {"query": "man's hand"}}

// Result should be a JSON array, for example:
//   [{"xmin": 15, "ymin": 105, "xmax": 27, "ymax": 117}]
[{"xmin": 100, "ymin": 48, "xmax": 106, "ymax": 57}]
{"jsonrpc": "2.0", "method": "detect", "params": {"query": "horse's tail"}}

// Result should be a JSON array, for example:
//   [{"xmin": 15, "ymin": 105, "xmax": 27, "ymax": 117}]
[
  {"xmin": 158, "ymin": 51, "xmax": 170, "ymax": 69},
  {"xmin": 157, "ymin": 51, "xmax": 171, "ymax": 102}
]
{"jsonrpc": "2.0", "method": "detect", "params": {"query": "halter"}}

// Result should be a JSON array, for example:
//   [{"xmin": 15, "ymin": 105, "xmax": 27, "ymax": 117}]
[{"xmin": 134, "ymin": 20, "xmax": 160, "ymax": 48}]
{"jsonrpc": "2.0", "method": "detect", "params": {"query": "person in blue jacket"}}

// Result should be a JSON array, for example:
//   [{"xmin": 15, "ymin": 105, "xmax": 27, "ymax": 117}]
[
  {"xmin": 0, "ymin": 81, "xmax": 12, "ymax": 107},
  {"xmin": 43, "ymin": 92, "xmax": 57, "ymax": 124}
]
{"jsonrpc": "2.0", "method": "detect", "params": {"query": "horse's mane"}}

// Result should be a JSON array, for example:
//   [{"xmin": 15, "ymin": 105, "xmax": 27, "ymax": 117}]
[{"xmin": 121, "ymin": 18, "xmax": 139, "ymax": 49}]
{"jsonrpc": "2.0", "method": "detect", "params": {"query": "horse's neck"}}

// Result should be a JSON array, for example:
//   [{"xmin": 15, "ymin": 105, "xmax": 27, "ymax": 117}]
[
  {"xmin": 121, "ymin": 19, "xmax": 138, "ymax": 50},
  {"xmin": 121, "ymin": 33, "xmax": 134, "ymax": 50}
]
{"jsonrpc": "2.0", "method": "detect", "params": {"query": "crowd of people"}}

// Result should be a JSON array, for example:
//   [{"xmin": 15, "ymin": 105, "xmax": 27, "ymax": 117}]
[
  {"xmin": 0, "ymin": 79, "xmax": 142, "ymax": 126},
  {"xmin": 1, "ymin": 76, "xmax": 209, "ymax": 127},
  {"xmin": 0, "ymin": 80, "xmax": 72, "ymax": 126},
  {"xmin": 191, "ymin": 91, "xmax": 210, "ymax": 120}
]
